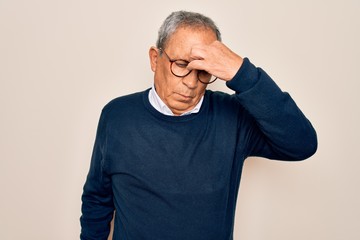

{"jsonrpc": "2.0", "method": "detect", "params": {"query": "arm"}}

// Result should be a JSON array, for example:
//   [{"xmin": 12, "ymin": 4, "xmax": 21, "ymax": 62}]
[
  {"xmin": 80, "ymin": 109, "xmax": 114, "ymax": 239},
  {"xmin": 227, "ymin": 58, "xmax": 317, "ymax": 160},
  {"xmin": 188, "ymin": 41, "xmax": 317, "ymax": 160}
]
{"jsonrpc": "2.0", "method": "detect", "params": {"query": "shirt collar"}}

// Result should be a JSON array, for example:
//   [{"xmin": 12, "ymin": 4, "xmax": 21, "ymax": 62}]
[{"xmin": 148, "ymin": 85, "xmax": 203, "ymax": 116}]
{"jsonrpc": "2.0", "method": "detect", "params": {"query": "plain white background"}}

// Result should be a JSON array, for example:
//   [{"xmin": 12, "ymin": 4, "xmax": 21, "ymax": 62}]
[{"xmin": 0, "ymin": 0, "xmax": 359, "ymax": 239}]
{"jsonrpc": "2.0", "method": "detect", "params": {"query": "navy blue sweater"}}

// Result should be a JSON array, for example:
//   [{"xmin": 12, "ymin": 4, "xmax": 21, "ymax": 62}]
[{"xmin": 80, "ymin": 58, "xmax": 317, "ymax": 240}]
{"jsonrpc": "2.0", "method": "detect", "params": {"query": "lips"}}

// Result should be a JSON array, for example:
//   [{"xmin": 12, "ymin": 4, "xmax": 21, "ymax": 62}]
[{"xmin": 175, "ymin": 92, "xmax": 194, "ymax": 101}]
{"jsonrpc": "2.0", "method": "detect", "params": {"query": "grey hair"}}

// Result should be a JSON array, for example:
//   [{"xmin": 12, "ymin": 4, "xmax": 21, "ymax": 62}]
[{"xmin": 156, "ymin": 11, "xmax": 222, "ymax": 50}]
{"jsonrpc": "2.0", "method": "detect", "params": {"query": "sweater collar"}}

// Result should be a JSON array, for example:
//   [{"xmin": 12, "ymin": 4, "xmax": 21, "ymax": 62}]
[{"xmin": 148, "ymin": 85, "xmax": 204, "ymax": 116}]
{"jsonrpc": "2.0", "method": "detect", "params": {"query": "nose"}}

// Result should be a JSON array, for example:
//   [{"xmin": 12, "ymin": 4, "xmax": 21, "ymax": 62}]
[{"xmin": 181, "ymin": 70, "xmax": 198, "ymax": 89}]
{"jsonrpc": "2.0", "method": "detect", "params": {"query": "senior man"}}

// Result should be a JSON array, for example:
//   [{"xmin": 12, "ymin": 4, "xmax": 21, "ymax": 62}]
[{"xmin": 80, "ymin": 10, "xmax": 317, "ymax": 240}]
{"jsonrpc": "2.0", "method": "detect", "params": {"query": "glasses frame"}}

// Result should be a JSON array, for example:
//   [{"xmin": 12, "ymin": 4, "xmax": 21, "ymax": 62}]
[{"xmin": 159, "ymin": 48, "xmax": 217, "ymax": 84}]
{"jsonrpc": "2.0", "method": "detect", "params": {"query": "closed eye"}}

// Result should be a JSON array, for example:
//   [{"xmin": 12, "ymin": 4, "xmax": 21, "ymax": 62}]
[{"xmin": 175, "ymin": 61, "xmax": 189, "ymax": 68}]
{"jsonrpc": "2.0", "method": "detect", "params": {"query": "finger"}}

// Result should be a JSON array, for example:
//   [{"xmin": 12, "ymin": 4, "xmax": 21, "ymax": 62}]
[
  {"xmin": 187, "ymin": 59, "xmax": 207, "ymax": 71},
  {"xmin": 190, "ymin": 41, "xmax": 221, "ymax": 59},
  {"xmin": 189, "ymin": 45, "xmax": 208, "ymax": 61}
]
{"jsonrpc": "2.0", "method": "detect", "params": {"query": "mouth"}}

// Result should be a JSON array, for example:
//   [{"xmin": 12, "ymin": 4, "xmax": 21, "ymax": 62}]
[{"xmin": 175, "ymin": 92, "xmax": 194, "ymax": 101}]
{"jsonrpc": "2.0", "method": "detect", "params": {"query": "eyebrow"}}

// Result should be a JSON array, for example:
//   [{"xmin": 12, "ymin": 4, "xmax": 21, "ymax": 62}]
[{"xmin": 165, "ymin": 50, "xmax": 191, "ymax": 62}]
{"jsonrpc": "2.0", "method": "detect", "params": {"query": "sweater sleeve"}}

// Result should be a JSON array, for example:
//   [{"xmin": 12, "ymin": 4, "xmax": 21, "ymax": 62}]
[
  {"xmin": 226, "ymin": 58, "xmax": 317, "ymax": 160},
  {"xmin": 80, "ymin": 108, "xmax": 114, "ymax": 240}
]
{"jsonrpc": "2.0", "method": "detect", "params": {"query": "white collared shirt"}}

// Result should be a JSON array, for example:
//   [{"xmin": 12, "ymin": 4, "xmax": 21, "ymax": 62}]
[{"xmin": 148, "ymin": 85, "xmax": 203, "ymax": 116}]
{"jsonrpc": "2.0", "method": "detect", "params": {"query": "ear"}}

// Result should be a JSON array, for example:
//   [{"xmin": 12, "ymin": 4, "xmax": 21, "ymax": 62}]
[{"xmin": 149, "ymin": 47, "xmax": 159, "ymax": 72}]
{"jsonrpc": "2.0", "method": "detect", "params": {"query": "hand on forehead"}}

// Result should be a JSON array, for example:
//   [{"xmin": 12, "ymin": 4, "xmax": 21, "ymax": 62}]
[
  {"xmin": 189, "ymin": 41, "xmax": 221, "ymax": 60},
  {"xmin": 187, "ymin": 41, "xmax": 244, "ymax": 81}
]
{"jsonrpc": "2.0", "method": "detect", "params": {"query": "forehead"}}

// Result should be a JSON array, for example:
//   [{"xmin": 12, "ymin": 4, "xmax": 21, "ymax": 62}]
[{"xmin": 165, "ymin": 26, "xmax": 217, "ymax": 56}]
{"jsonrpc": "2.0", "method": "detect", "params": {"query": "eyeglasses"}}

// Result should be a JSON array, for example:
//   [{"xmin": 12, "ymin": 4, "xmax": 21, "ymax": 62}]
[{"xmin": 159, "ymin": 48, "xmax": 217, "ymax": 84}]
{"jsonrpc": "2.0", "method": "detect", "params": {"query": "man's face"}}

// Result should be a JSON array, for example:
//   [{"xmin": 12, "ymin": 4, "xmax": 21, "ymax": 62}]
[{"xmin": 149, "ymin": 27, "xmax": 217, "ymax": 116}]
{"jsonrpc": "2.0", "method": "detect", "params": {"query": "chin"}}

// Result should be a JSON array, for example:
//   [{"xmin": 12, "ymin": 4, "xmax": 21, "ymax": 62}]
[{"xmin": 169, "ymin": 101, "xmax": 194, "ymax": 113}]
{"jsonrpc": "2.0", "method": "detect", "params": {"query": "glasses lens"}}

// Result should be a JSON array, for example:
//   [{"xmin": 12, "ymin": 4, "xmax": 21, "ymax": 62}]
[
  {"xmin": 198, "ymin": 71, "xmax": 217, "ymax": 84},
  {"xmin": 171, "ymin": 60, "xmax": 190, "ymax": 77}
]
